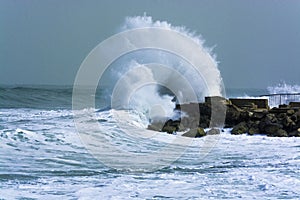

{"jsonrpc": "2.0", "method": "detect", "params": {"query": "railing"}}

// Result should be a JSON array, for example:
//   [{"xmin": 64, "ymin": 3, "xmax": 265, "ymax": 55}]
[{"xmin": 260, "ymin": 93, "xmax": 300, "ymax": 107}]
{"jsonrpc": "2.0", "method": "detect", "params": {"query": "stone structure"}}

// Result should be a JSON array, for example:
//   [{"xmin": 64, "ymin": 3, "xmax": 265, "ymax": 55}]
[{"xmin": 148, "ymin": 96, "xmax": 300, "ymax": 138}]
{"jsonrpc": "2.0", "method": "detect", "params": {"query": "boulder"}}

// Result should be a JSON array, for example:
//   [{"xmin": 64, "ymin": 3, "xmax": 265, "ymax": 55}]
[
  {"xmin": 148, "ymin": 124, "xmax": 162, "ymax": 132},
  {"xmin": 289, "ymin": 102, "xmax": 300, "ymax": 108},
  {"xmin": 231, "ymin": 122, "xmax": 248, "ymax": 135},
  {"xmin": 148, "ymin": 120, "xmax": 165, "ymax": 131},
  {"xmin": 252, "ymin": 111, "xmax": 266, "ymax": 120},
  {"xmin": 206, "ymin": 128, "xmax": 220, "ymax": 135},
  {"xmin": 225, "ymin": 104, "xmax": 242, "ymax": 127},
  {"xmin": 287, "ymin": 109, "xmax": 295, "ymax": 116},
  {"xmin": 161, "ymin": 119, "xmax": 181, "ymax": 133},
  {"xmin": 266, "ymin": 113, "xmax": 277, "ymax": 123},
  {"xmin": 264, "ymin": 123, "xmax": 283, "ymax": 135},
  {"xmin": 182, "ymin": 127, "xmax": 206, "ymax": 138},
  {"xmin": 288, "ymin": 128, "xmax": 300, "ymax": 137},
  {"xmin": 276, "ymin": 113, "xmax": 287, "ymax": 121},
  {"xmin": 162, "ymin": 125, "xmax": 177, "ymax": 134},
  {"xmin": 273, "ymin": 129, "xmax": 288, "ymax": 137},
  {"xmin": 149, "ymin": 97, "xmax": 300, "ymax": 138},
  {"xmin": 240, "ymin": 111, "xmax": 251, "ymax": 121},
  {"xmin": 248, "ymin": 127, "xmax": 260, "ymax": 135},
  {"xmin": 283, "ymin": 116, "xmax": 295, "ymax": 129}
]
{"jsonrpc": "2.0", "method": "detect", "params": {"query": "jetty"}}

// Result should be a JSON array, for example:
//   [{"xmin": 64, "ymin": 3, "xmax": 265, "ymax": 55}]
[
  {"xmin": 260, "ymin": 93, "xmax": 300, "ymax": 107},
  {"xmin": 148, "ymin": 94, "xmax": 300, "ymax": 137}
]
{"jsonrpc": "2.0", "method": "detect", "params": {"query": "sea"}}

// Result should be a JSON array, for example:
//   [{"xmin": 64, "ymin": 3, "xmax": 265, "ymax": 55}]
[
  {"xmin": 0, "ymin": 85, "xmax": 299, "ymax": 200},
  {"xmin": 1, "ymin": 15, "xmax": 300, "ymax": 199}
]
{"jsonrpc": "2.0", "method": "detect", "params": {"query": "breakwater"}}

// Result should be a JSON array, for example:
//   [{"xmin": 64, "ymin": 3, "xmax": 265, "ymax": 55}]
[{"xmin": 148, "ymin": 96, "xmax": 300, "ymax": 137}]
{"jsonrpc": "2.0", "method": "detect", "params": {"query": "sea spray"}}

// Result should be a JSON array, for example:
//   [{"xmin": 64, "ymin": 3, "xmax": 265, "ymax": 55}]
[
  {"xmin": 98, "ymin": 15, "xmax": 223, "ymax": 123},
  {"xmin": 267, "ymin": 81, "xmax": 300, "ymax": 94}
]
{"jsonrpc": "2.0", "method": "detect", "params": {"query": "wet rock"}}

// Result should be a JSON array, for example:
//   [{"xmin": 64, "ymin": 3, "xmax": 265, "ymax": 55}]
[
  {"xmin": 252, "ymin": 111, "xmax": 266, "ymax": 120},
  {"xmin": 273, "ymin": 129, "xmax": 288, "ymax": 137},
  {"xmin": 178, "ymin": 123, "xmax": 186, "ymax": 132},
  {"xmin": 149, "ymin": 96, "xmax": 300, "ymax": 137},
  {"xmin": 182, "ymin": 127, "xmax": 206, "ymax": 138},
  {"xmin": 247, "ymin": 120, "xmax": 260, "ymax": 135},
  {"xmin": 148, "ymin": 124, "xmax": 162, "ymax": 132},
  {"xmin": 148, "ymin": 120, "xmax": 166, "ymax": 131},
  {"xmin": 162, "ymin": 125, "xmax": 177, "ymax": 134},
  {"xmin": 276, "ymin": 113, "xmax": 287, "ymax": 121},
  {"xmin": 288, "ymin": 128, "xmax": 300, "ymax": 137},
  {"xmin": 287, "ymin": 109, "xmax": 295, "ymax": 116},
  {"xmin": 265, "ymin": 113, "xmax": 277, "ymax": 123},
  {"xmin": 289, "ymin": 102, "xmax": 300, "ymax": 108},
  {"xmin": 248, "ymin": 127, "xmax": 260, "ymax": 135},
  {"xmin": 231, "ymin": 122, "xmax": 248, "ymax": 135},
  {"xmin": 240, "ymin": 111, "xmax": 251, "ymax": 121},
  {"xmin": 290, "ymin": 114, "xmax": 297, "ymax": 122},
  {"xmin": 161, "ymin": 119, "xmax": 180, "ymax": 133},
  {"xmin": 264, "ymin": 123, "xmax": 283, "ymax": 135},
  {"xmin": 283, "ymin": 116, "xmax": 295, "ymax": 129},
  {"xmin": 225, "ymin": 105, "xmax": 241, "ymax": 127},
  {"xmin": 206, "ymin": 128, "xmax": 220, "ymax": 135}
]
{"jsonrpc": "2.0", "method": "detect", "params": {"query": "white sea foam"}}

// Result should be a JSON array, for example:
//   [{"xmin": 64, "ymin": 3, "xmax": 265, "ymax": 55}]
[
  {"xmin": 268, "ymin": 82, "xmax": 300, "ymax": 94},
  {"xmin": 1, "ymin": 15, "xmax": 299, "ymax": 199},
  {"xmin": 1, "ymin": 102, "xmax": 299, "ymax": 200},
  {"xmin": 102, "ymin": 15, "xmax": 223, "ymax": 125}
]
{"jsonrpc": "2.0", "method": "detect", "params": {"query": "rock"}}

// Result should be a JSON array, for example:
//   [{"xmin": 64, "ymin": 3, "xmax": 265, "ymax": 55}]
[
  {"xmin": 197, "ymin": 127, "xmax": 207, "ymax": 137},
  {"xmin": 290, "ymin": 114, "xmax": 297, "ymax": 122},
  {"xmin": 161, "ymin": 119, "xmax": 180, "ymax": 133},
  {"xmin": 276, "ymin": 113, "xmax": 287, "ymax": 120},
  {"xmin": 247, "ymin": 120, "xmax": 260, "ymax": 135},
  {"xmin": 182, "ymin": 127, "xmax": 206, "ymax": 138},
  {"xmin": 248, "ymin": 127, "xmax": 260, "ymax": 135},
  {"xmin": 288, "ymin": 128, "xmax": 300, "ymax": 137},
  {"xmin": 225, "ymin": 105, "xmax": 241, "ymax": 127},
  {"xmin": 231, "ymin": 122, "xmax": 248, "ymax": 135},
  {"xmin": 148, "ymin": 96, "xmax": 300, "ymax": 138},
  {"xmin": 206, "ymin": 128, "xmax": 220, "ymax": 135},
  {"xmin": 287, "ymin": 109, "xmax": 295, "ymax": 116},
  {"xmin": 240, "ymin": 111, "xmax": 251, "ymax": 121},
  {"xmin": 295, "ymin": 110, "xmax": 300, "ymax": 118},
  {"xmin": 181, "ymin": 116, "xmax": 199, "ymax": 129},
  {"xmin": 289, "ymin": 102, "xmax": 300, "ymax": 108},
  {"xmin": 177, "ymin": 103, "xmax": 201, "ymax": 128},
  {"xmin": 162, "ymin": 125, "xmax": 177, "ymax": 134},
  {"xmin": 148, "ymin": 124, "xmax": 162, "ymax": 132},
  {"xmin": 148, "ymin": 120, "xmax": 165, "ymax": 131},
  {"xmin": 210, "ymin": 102, "xmax": 227, "ymax": 127},
  {"xmin": 270, "ymin": 107, "xmax": 290, "ymax": 114},
  {"xmin": 266, "ymin": 113, "xmax": 277, "ymax": 123},
  {"xmin": 178, "ymin": 123, "xmax": 186, "ymax": 132},
  {"xmin": 264, "ymin": 123, "xmax": 283, "ymax": 135},
  {"xmin": 252, "ymin": 111, "xmax": 266, "ymax": 120},
  {"xmin": 283, "ymin": 116, "xmax": 296, "ymax": 130},
  {"xmin": 279, "ymin": 104, "xmax": 289, "ymax": 108},
  {"xmin": 274, "ymin": 129, "xmax": 288, "ymax": 137}
]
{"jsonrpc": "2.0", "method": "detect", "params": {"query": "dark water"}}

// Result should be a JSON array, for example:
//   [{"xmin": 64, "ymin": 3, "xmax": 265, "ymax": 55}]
[{"xmin": 0, "ymin": 85, "xmax": 267, "ymax": 109}]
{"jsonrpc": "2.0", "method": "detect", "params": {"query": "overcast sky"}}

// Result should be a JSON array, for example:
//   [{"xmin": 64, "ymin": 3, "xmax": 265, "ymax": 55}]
[{"xmin": 1, "ymin": 0, "xmax": 300, "ymax": 89}]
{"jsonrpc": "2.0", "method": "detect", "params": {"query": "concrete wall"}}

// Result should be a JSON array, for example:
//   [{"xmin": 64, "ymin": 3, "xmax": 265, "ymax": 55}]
[{"xmin": 229, "ymin": 98, "xmax": 269, "ymax": 109}]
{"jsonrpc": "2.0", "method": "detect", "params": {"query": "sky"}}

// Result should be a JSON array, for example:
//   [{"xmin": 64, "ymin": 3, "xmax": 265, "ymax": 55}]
[{"xmin": 1, "ymin": 0, "xmax": 300, "ymax": 89}]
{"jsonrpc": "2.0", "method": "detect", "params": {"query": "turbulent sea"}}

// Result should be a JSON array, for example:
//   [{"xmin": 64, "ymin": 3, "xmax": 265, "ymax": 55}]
[
  {"xmin": 0, "ymin": 86, "xmax": 299, "ymax": 200},
  {"xmin": 1, "ymin": 15, "xmax": 300, "ymax": 199}
]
